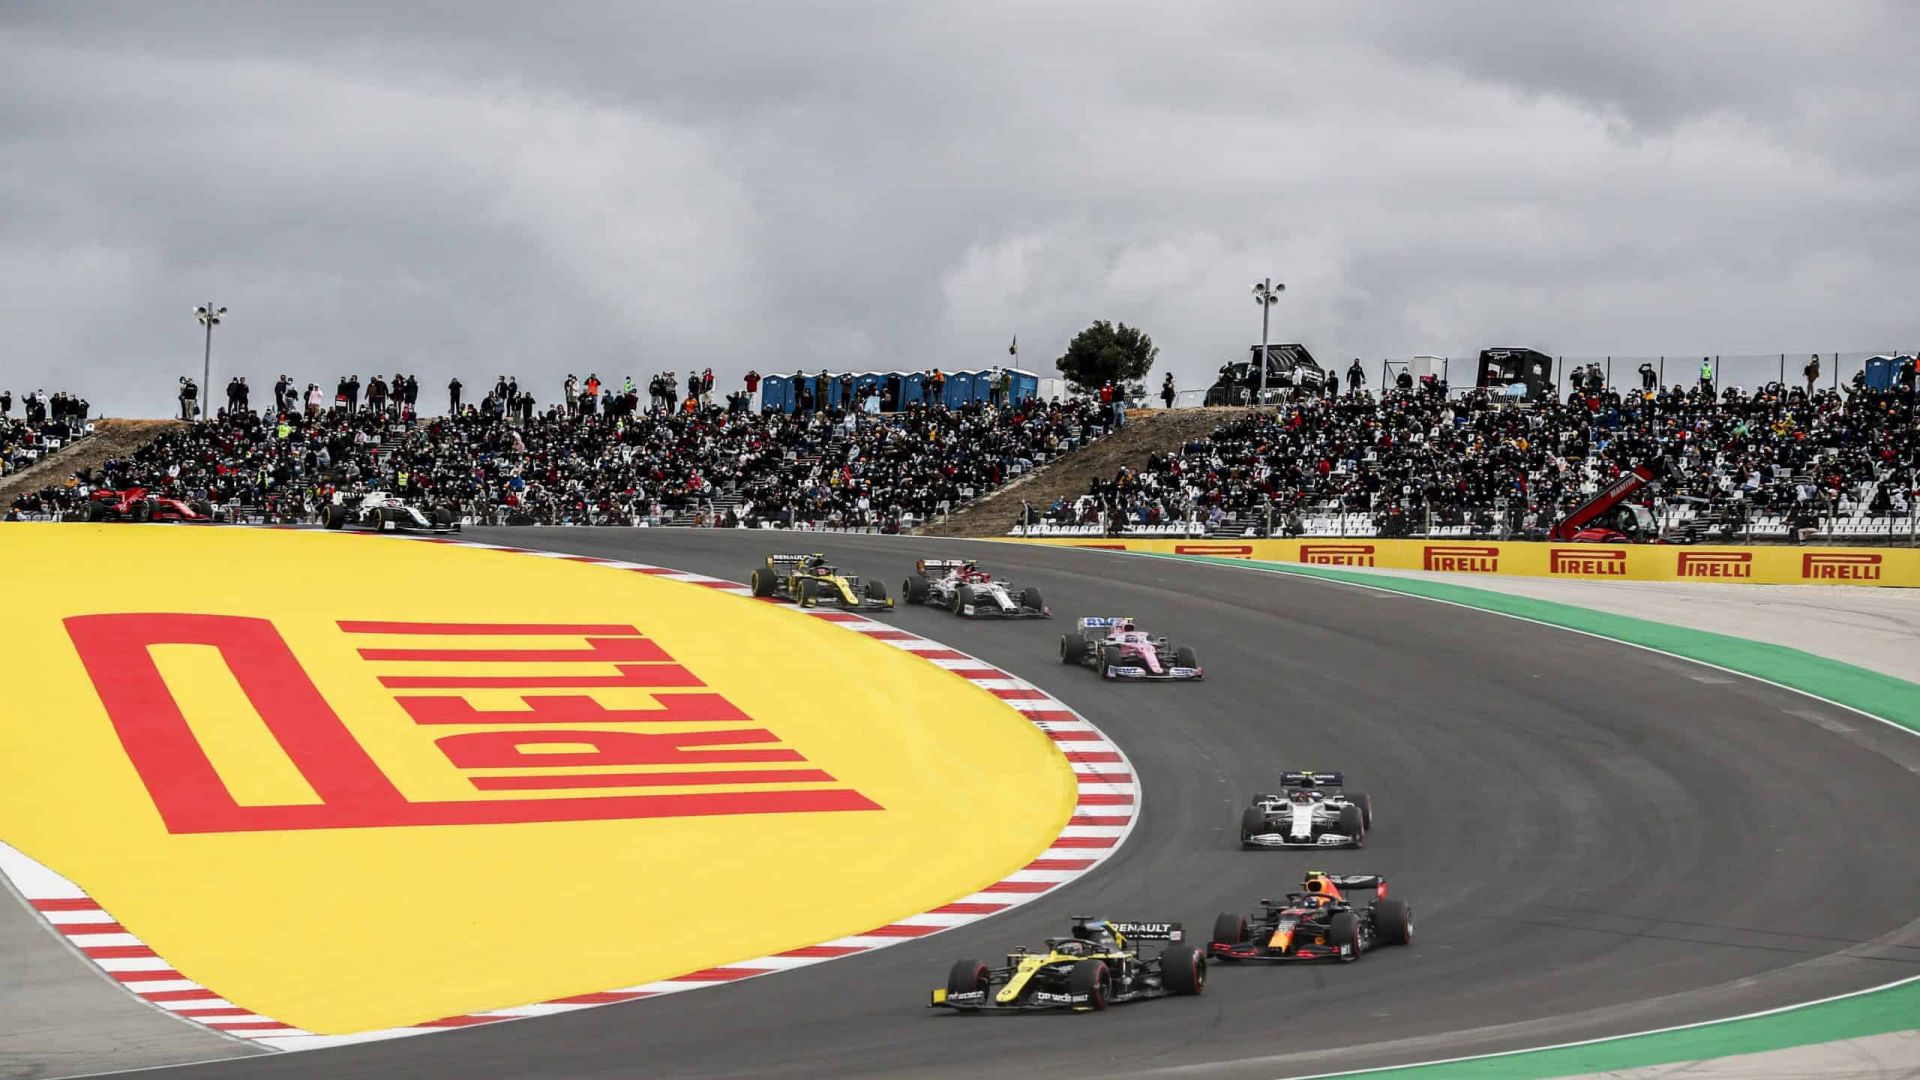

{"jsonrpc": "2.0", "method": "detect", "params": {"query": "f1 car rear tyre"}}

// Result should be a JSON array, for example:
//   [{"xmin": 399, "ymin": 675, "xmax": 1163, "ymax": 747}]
[
  {"xmin": 1337, "ymin": 804, "xmax": 1365, "ymax": 846},
  {"xmin": 946, "ymin": 958, "xmax": 990, "ymax": 999},
  {"xmin": 1099, "ymin": 645, "xmax": 1121, "ymax": 678},
  {"xmin": 749, "ymin": 568, "xmax": 776, "ymax": 597},
  {"xmin": 863, "ymin": 579, "xmax": 889, "ymax": 604},
  {"xmin": 1372, "ymin": 898, "xmax": 1413, "ymax": 945},
  {"xmin": 1174, "ymin": 645, "xmax": 1198, "ymax": 669},
  {"xmin": 1328, "ymin": 911, "xmax": 1361, "ymax": 962},
  {"xmin": 1020, "ymin": 586, "xmax": 1044, "ymax": 612},
  {"xmin": 324, "ymin": 504, "xmax": 347, "ymax": 530},
  {"xmin": 1066, "ymin": 959, "xmax": 1111, "ymax": 1011},
  {"xmin": 1346, "ymin": 791, "xmax": 1374, "ymax": 830},
  {"xmin": 1060, "ymin": 635, "xmax": 1087, "ymax": 665},
  {"xmin": 904, "ymin": 574, "xmax": 929, "ymax": 604},
  {"xmin": 950, "ymin": 584, "xmax": 971, "ymax": 614},
  {"xmin": 1160, "ymin": 944, "xmax": 1205, "ymax": 995},
  {"xmin": 1212, "ymin": 912, "xmax": 1248, "ymax": 947},
  {"xmin": 1239, "ymin": 805, "xmax": 1266, "ymax": 845}
]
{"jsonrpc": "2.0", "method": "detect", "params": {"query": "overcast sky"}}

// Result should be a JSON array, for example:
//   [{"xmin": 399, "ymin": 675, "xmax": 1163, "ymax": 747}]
[{"xmin": 4, "ymin": 2, "xmax": 1917, "ymax": 415}]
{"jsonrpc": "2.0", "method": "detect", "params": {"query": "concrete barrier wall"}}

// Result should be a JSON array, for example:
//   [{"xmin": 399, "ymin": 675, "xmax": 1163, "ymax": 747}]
[{"xmin": 1002, "ymin": 537, "xmax": 1920, "ymax": 587}]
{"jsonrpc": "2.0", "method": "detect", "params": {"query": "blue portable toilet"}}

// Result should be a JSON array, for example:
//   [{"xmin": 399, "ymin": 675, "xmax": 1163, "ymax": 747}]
[
  {"xmin": 759, "ymin": 374, "xmax": 791, "ymax": 413},
  {"xmin": 950, "ymin": 369, "xmax": 987, "ymax": 406},
  {"xmin": 1008, "ymin": 368, "xmax": 1039, "ymax": 405},
  {"xmin": 882, "ymin": 371, "xmax": 925, "ymax": 409},
  {"xmin": 1863, "ymin": 355, "xmax": 1905, "ymax": 390}
]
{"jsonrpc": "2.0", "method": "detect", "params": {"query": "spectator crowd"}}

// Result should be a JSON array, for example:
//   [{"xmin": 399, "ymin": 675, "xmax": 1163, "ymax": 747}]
[
  {"xmin": 1, "ymin": 387, "xmax": 92, "ymax": 482},
  {"xmin": 1071, "ymin": 373, "xmax": 1917, "ymax": 538},
  {"xmin": 9, "ymin": 369, "xmax": 1110, "ymax": 530}
]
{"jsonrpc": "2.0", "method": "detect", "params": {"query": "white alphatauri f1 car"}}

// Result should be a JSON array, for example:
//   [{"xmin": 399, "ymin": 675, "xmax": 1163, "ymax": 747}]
[
  {"xmin": 902, "ymin": 560, "xmax": 1049, "ymax": 618},
  {"xmin": 1240, "ymin": 771, "xmax": 1374, "ymax": 848},
  {"xmin": 322, "ymin": 490, "xmax": 460, "ymax": 533}
]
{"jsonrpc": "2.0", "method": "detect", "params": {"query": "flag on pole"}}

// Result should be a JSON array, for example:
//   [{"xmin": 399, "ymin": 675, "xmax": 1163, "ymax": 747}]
[{"xmin": 1009, "ymin": 335, "xmax": 1018, "ymax": 357}]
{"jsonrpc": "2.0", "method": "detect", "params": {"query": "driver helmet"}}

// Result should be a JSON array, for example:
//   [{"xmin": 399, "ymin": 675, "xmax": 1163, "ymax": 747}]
[{"xmin": 1117, "ymin": 621, "xmax": 1136, "ymax": 633}]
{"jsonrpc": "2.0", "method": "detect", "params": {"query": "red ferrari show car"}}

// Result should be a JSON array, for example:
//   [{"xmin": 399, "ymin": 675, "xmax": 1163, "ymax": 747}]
[{"xmin": 85, "ymin": 487, "xmax": 217, "ymax": 523}]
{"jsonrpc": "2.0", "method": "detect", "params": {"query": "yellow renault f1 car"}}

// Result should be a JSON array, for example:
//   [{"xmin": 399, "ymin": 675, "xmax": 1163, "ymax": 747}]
[
  {"xmin": 930, "ymin": 917, "xmax": 1204, "ymax": 1013},
  {"xmin": 747, "ymin": 553, "xmax": 893, "ymax": 611}
]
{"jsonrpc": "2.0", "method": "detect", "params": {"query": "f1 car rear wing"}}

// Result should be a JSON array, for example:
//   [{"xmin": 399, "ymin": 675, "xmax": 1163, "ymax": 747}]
[
  {"xmin": 1281, "ymin": 770, "xmax": 1345, "ymax": 788},
  {"xmin": 1078, "ymin": 616, "xmax": 1134, "ymax": 631},
  {"xmin": 767, "ymin": 553, "xmax": 822, "ymax": 565},
  {"xmin": 1072, "ymin": 916, "xmax": 1184, "ymax": 942},
  {"xmin": 915, "ymin": 559, "xmax": 974, "ymax": 576}
]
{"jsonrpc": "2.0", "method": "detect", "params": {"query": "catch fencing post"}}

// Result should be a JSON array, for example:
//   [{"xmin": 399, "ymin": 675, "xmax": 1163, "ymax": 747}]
[
  {"xmin": 1606, "ymin": 356, "xmax": 1612, "ymax": 387},
  {"xmin": 1658, "ymin": 356, "xmax": 1665, "ymax": 386},
  {"xmin": 1779, "ymin": 354, "xmax": 1785, "ymax": 385}
]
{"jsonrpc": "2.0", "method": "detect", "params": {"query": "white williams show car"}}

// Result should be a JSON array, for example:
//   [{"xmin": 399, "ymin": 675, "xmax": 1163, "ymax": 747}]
[
  {"xmin": 903, "ymin": 559, "xmax": 1049, "ymax": 619},
  {"xmin": 322, "ymin": 490, "xmax": 461, "ymax": 533},
  {"xmin": 1240, "ymin": 771, "xmax": 1374, "ymax": 849}
]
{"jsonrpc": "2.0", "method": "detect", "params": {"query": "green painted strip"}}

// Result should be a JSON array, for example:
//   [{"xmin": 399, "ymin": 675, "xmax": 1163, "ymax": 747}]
[{"xmin": 1144, "ymin": 553, "xmax": 1920, "ymax": 1079}]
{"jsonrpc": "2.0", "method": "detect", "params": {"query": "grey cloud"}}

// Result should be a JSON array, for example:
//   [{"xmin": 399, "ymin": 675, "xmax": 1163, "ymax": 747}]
[{"xmin": 2, "ymin": 2, "xmax": 1916, "ymax": 416}]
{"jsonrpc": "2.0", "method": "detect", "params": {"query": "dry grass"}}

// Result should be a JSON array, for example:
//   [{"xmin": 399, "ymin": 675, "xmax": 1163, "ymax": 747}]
[
  {"xmin": 0, "ymin": 418, "xmax": 186, "ymax": 506},
  {"xmin": 915, "ymin": 407, "xmax": 1254, "ymax": 537}
]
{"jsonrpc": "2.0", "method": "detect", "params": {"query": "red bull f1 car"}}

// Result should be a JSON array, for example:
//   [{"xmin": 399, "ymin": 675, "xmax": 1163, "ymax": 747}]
[
  {"xmin": 748, "ymin": 553, "xmax": 893, "ymax": 611},
  {"xmin": 1059, "ymin": 617, "xmax": 1202, "ymax": 681},
  {"xmin": 85, "ymin": 487, "xmax": 217, "ymax": 523},
  {"xmin": 1240, "ymin": 770, "xmax": 1374, "ymax": 848},
  {"xmin": 932, "ymin": 917, "xmax": 1204, "ymax": 1013},
  {"xmin": 902, "ymin": 559, "xmax": 1049, "ymax": 618},
  {"xmin": 1210, "ymin": 872, "xmax": 1413, "ymax": 964}
]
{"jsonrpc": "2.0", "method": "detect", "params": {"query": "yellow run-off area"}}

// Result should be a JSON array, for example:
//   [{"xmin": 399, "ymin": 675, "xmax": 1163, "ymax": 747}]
[{"xmin": 0, "ymin": 525, "xmax": 1076, "ymax": 1033}]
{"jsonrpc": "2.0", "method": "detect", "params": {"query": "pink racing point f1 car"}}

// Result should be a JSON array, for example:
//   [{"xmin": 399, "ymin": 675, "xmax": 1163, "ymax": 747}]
[{"xmin": 1058, "ymin": 617, "xmax": 1202, "ymax": 681}]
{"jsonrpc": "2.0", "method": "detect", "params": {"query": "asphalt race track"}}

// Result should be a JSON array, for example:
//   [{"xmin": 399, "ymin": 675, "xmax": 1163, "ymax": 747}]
[{"xmin": 139, "ymin": 529, "xmax": 1920, "ymax": 1080}]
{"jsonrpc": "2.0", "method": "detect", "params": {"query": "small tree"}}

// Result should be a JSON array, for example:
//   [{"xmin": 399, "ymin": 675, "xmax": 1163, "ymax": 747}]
[{"xmin": 1055, "ymin": 320, "xmax": 1157, "ymax": 396}]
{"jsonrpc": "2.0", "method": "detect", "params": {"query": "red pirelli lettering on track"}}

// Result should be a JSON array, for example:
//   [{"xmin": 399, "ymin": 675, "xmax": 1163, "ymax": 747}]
[{"xmin": 12, "ymin": 539, "xmax": 1140, "ymax": 1053}]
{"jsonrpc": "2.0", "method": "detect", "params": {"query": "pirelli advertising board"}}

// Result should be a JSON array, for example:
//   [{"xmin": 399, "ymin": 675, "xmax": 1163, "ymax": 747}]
[{"xmin": 1008, "ymin": 538, "xmax": 1919, "ymax": 587}]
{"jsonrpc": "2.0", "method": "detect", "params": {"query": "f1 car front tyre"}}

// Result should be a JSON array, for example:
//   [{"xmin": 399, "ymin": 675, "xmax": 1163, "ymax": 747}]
[
  {"xmin": 1020, "ymin": 586, "xmax": 1044, "ymax": 613},
  {"xmin": 323, "ymin": 505, "xmax": 347, "ymax": 529},
  {"xmin": 799, "ymin": 579, "xmax": 822, "ymax": 608},
  {"xmin": 947, "ymin": 958, "xmax": 990, "ymax": 1000},
  {"xmin": 1060, "ymin": 636, "xmax": 1087, "ymax": 665},
  {"xmin": 1160, "ymin": 944, "xmax": 1205, "ymax": 995},
  {"xmin": 1328, "ymin": 912, "xmax": 1361, "ymax": 962},
  {"xmin": 1372, "ymin": 898, "xmax": 1413, "ymax": 945},
  {"xmin": 130, "ymin": 500, "xmax": 151, "ymax": 523},
  {"xmin": 86, "ymin": 502, "xmax": 111, "ymax": 522},
  {"xmin": 1239, "ymin": 806, "xmax": 1266, "ymax": 845},
  {"xmin": 1066, "ymin": 959, "xmax": 1111, "ymax": 1011},
  {"xmin": 189, "ymin": 500, "xmax": 212, "ymax": 519},
  {"xmin": 1212, "ymin": 912, "xmax": 1247, "ymax": 948},
  {"xmin": 1098, "ymin": 645, "xmax": 1122, "ymax": 678},
  {"xmin": 1337, "ymin": 804, "xmax": 1365, "ymax": 845},
  {"xmin": 904, "ymin": 574, "xmax": 929, "ymax": 604},
  {"xmin": 950, "ymin": 584, "xmax": 972, "ymax": 615},
  {"xmin": 749, "ymin": 568, "xmax": 776, "ymax": 598},
  {"xmin": 863, "ymin": 579, "xmax": 889, "ymax": 605},
  {"xmin": 1174, "ymin": 645, "xmax": 1199, "ymax": 669},
  {"xmin": 1346, "ymin": 792, "xmax": 1374, "ymax": 830}
]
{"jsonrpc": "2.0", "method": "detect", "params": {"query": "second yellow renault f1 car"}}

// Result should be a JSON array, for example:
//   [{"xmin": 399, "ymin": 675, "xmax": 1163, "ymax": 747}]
[
  {"xmin": 930, "ymin": 916, "xmax": 1204, "ymax": 1012},
  {"xmin": 748, "ymin": 553, "xmax": 893, "ymax": 610}
]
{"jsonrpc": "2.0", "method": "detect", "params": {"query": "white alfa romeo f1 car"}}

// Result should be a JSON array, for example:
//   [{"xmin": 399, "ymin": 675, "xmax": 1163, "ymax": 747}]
[{"xmin": 902, "ymin": 559, "xmax": 1049, "ymax": 618}]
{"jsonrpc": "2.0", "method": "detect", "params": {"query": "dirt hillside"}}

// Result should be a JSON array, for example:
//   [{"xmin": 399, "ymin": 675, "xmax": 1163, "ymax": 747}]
[
  {"xmin": 916, "ymin": 406, "xmax": 1250, "ymax": 537},
  {"xmin": 0, "ymin": 419, "xmax": 184, "ymax": 506}
]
